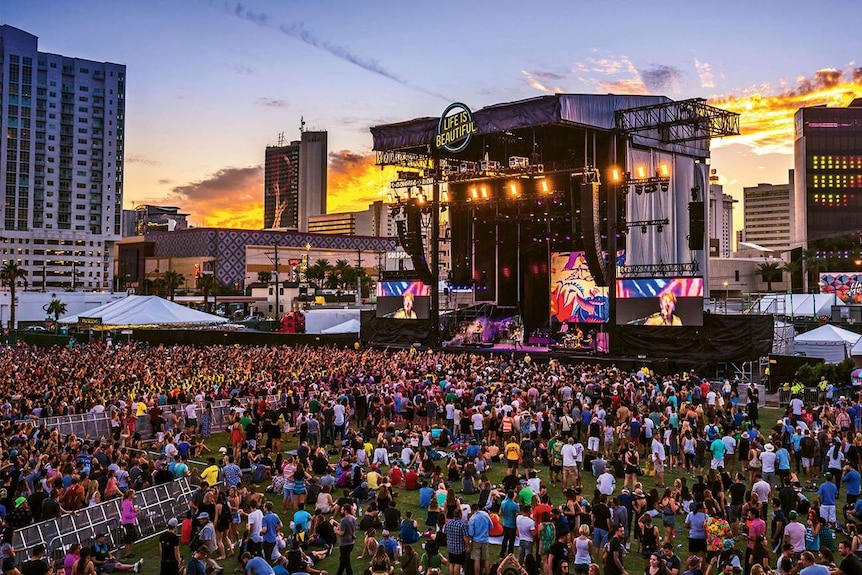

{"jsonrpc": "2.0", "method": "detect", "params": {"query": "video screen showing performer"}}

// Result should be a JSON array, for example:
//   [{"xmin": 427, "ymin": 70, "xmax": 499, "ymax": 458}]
[{"xmin": 615, "ymin": 277, "xmax": 704, "ymax": 326}]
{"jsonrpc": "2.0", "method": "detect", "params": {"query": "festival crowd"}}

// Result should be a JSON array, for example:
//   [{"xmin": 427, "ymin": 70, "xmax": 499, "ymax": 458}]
[{"xmin": 0, "ymin": 344, "xmax": 858, "ymax": 575}]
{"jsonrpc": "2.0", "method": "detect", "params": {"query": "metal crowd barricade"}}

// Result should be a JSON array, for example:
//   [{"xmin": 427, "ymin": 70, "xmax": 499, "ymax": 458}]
[
  {"xmin": 16, "ymin": 412, "xmax": 113, "ymax": 440},
  {"xmin": 13, "ymin": 477, "xmax": 198, "ymax": 562},
  {"xmin": 135, "ymin": 395, "xmax": 283, "ymax": 441}
]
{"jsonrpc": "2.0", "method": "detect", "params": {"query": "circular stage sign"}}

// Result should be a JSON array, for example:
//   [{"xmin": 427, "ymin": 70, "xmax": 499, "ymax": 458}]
[{"xmin": 436, "ymin": 102, "xmax": 478, "ymax": 153}]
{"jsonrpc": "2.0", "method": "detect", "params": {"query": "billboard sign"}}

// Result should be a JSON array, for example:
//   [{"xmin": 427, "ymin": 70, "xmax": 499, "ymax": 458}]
[
  {"xmin": 436, "ymin": 103, "xmax": 478, "ymax": 153},
  {"xmin": 550, "ymin": 252, "xmax": 610, "ymax": 324},
  {"xmin": 820, "ymin": 272, "xmax": 862, "ymax": 303},
  {"xmin": 615, "ymin": 277, "xmax": 704, "ymax": 326}
]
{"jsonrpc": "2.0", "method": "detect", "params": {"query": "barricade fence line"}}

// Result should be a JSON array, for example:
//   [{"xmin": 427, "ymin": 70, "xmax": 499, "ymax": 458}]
[{"xmin": 13, "ymin": 477, "xmax": 198, "ymax": 563}]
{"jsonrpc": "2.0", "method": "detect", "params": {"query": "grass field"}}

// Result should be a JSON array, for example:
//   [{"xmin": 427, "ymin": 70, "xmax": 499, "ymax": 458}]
[{"xmin": 126, "ymin": 407, "xmax": 797, "ymax": 575}]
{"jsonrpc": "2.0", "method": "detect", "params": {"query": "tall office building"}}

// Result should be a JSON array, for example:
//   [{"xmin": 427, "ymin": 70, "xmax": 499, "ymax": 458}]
[
  {"xmin": 0, "ymin": 25, "xmax": 125, "ymax": 291},
  {"xmin": 707, "ymin": 170, "xmax": 736, "ymax": 257},
  {"xmin": 263, "ymin": 130, "xmax": 327, "ymax": 231},
  {"xmin": 794, "ymin": 100, "xmax": 862, "ymax": 248},
  {"xmin": 741, "ymin": 173, "xmax": 795, "ymax": 254}
]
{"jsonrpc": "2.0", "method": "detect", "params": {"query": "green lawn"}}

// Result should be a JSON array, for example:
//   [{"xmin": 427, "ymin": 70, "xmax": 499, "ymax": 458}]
[{"xmin": 129, "ymin": 407, "xmax": 801, "ymax": 575}]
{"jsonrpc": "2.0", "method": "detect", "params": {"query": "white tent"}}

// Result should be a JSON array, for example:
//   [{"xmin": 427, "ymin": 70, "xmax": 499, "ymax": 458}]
[
  {"xmin": 321, "ymin": 318, "xmax": 361, "ymax": 334},
  {"xmin": 850, "ymin": 337, "xmax": 862, "ymax": 362},
  {"xmin": 755, "ymin": 293, "xmax": 844, "ymax": 318},
  {"xmin": 59, "ymin": 295, "xmax": 226, "ymax": 329},
  {"xmin": 303, "ymin": 308, "xmax": 361, "ymax": 334},
  {"xmin": 793, "ymin": 324, "xmax": 861, "ymax": 363}
]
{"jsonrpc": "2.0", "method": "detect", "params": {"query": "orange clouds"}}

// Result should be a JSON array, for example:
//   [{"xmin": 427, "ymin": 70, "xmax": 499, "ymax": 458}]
[
  {"xmin": 157, "ymin": 165, "xmax": 264, "ymax": 229},
  {"xmin": 326, "ymin": 150, "xmax": 398, "ymax": 213},
  {"xmin": 710, "ymin": 67, "xmax": 862, "ymax": 155}
]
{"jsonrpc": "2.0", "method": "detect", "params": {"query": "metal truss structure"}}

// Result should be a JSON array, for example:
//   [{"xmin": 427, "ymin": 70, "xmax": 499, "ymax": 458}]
[
  {"xmin": 618, "ymin": 261, "xmax": 700, "ymax": 277},
  {"xmin": 623, "ymin": 218, "xmax": 670, "ymax": 232},
  {"xmin": 615, "ymin": 98, "xmax": 740, "ymax": 144}
]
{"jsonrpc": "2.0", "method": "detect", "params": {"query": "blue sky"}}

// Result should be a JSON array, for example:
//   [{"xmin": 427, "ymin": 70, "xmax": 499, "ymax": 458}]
[{"xmin": 2, "ymin": 0, "xmax": 861, "ymax": 229}]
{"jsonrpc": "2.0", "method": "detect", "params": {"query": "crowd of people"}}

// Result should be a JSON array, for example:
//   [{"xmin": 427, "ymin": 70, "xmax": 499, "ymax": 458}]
[{"xmin": 0, "ymin": 343, "xmax": 859, "ymax": 575}]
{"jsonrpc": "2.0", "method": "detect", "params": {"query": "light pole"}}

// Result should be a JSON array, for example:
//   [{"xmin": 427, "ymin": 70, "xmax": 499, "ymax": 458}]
[{"xmin": 723, "ymin": 281, "xmax": 729, "ymax": 314}]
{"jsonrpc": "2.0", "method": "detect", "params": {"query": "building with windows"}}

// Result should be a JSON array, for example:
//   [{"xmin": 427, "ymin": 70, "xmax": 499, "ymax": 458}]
[
  {"xmin": 307, "ymin": 201, "xmax": 396, "ymax": 237},
  {"xmin": 263, "ymin": 130, "xmax": 327, "ymax": 231},
  {"xmin": 794, "ymin": 100, "xmax": 862, "ymax": 248},
  {"xmin": 122, "ymin": 204, "xmax": 189, "ymax": 237},
  {"xmin": 0, "ymin": 25, "xmax": 125, "ymax": 292},
  {"xmin": 740, "ymin": 174, "xmax": 795, "ymax": 255},
  {"xmin": 708, "ymin": 170, "xmax": 736, "ymax": 258}
]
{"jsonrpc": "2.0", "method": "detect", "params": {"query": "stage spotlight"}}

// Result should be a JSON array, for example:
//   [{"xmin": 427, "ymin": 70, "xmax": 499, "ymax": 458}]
[
  {"xmin": 641, "ymin": 225, "xmax": 648, "ymax": 234},
  {"xmin": 647, "ymin": 183, "xmax": 657, "ymax": 193},
  {"xmin": 541, "ymin": 180, "xmax": 549, "ymax": 194},
  {"xmin": 416, "ymin": 193, "xmax": 426, "ymax": 205},
  {"xmin": 610, "ymin": 167, "xmax": 622, "ymax": 183},
  {"xmin": 659, "ymin": 163, "xmax": 670, "ymax": 178},
  {"xmin": 635, "ymin": 185, "xmax": 644, "ymax": 195},
  {"xmin": 441, "ymin": 190, "xmax": 449, "ymax": 203},
  {"xmin": 636, "ymin": 165, "xmax": 647, "ymax": 179},
  {"xmin": 657, "ymin": 224, "xmax": 663, "ymax": 233},
  {"xmin": 471, "ymin": 187, "xmax": 479, "ymax": 200},
  {"xmin": 386, "ymin": 193, "xmax": 394, "ymax": 203},
  {"xmin": 660, "ymin": 181, "xmax": 670, "ymax": 192},
  {"xmin": 509, "ymin": 182, "xmax": 519, "ymax": 196},
  {"xmin": 481, "ymin": 186, "xmax": 488, "ymax": 199}
]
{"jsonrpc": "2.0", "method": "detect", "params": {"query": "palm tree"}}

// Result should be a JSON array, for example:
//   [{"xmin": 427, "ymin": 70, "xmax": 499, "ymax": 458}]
[
  {"xmin": 44, "ymin": 298, "xmax": 68, "ymax": 333},
  {"xmin": 0, "ymin": 261, "xmax": 26, "ymax": 330},
  {"xmin": 257, "ymin": 271, "xmax": 272, "ymax": 285},
  {"xmin": 333, "ymin": 260, "xmax": 352, "ymax": 289},
  {"xmin": 197, "ymin": 274, "xmax": 220, "ymax": 313},
  {"xmin": 306, "ymin": 259, "xmax": 331, "ymax": 288},
  {"xmin": 161, "ymin": 270, "xmax": 185, "ymax": 301},
  {"xmin": 756, "ymin": 262, "xmax": 782, "ymax": 292}
]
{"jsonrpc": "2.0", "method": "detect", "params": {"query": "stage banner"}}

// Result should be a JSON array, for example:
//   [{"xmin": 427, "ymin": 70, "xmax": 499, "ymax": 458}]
[
  {"xmin": 819, "ymin": 272, "xmax": 862, "ymax": 303},
  {"xmin": 550, "ymin": 251, "xmax": 610, "ymax": 323}
]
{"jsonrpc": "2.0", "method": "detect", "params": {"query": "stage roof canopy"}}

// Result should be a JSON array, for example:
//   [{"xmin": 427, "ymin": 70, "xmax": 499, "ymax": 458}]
[
  {"xmin": 60, "ymin": 295, "xmax": 226, "ymax": 330},
  {"xmin": 371, "ymin": 94, "xmax": 729, "ymax": 158}
]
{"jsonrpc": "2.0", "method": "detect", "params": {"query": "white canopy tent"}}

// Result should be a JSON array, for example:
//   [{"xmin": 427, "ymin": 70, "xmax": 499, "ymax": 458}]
[
  {"xmin": 59, "ymin": 295, "xmax": 226, "ymax": 329},
  {"xmin": 755, "ymin": 293, "xmax": 844, "ymax": 318},
  {"xmin": 321, "ymin": 318, "xmax": 361, "ymax": 334},
  {"xmin": 793, "ymin": 324, "xmax": 861, "ymax": 363}
]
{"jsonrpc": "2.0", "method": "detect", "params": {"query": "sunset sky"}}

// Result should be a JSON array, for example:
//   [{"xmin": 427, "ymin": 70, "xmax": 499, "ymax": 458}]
[{"xmin": 3, "ymin": 0, "xmax": 861, "ymax": 235}]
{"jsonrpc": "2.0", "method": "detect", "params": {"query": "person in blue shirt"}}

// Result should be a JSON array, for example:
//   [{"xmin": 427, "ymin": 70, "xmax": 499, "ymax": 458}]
[
  {"xmin": 498, "ymin": 491, "xmax": 520, "ymax": 558},
  {"xmin": 842, "ymin": 465, "xmax": 862, "ymax": 505},
  {"xmin": 380, "ymin": 530, "xmax": 400, "ymax": 559},
  {"xmin": 791, "ymin": 429, "xmax": 804, "ymax": 472},
  {"xmin": 242, "ymin": 552, "xmax": 275, "ymax": 575},
  {"xmin": 818, "ymin": 474, "xmax": 839, "ymax": 527},
  {"xmin": 467, "ymin": 504, "xmax": 492, "ymax": 575},
  {"xmin": 709, "ymin": 438, "xmax": 726, "ymax": 470},
  {"xmin": 261, "ymin": 501, "xmax": 283, "ymax": 562},
  {"xmin": 775, "ymin": 446, "xmax": 792, "ymax": 483},
  {"xmin": 418, "ymin": 482, "xmax": 435, "ymax": 509},
  {"xmin": 293, "ymin": 503, "xmax": 313, "ymax": 534}
]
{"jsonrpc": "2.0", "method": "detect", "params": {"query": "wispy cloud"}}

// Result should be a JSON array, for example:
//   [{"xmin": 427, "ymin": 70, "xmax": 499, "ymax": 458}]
[
  {"xmin": 709, "ymin": 66, "xmax": 862, "ymax": 155},
  {"xmin": 226, "ymin": 64, "xmax": 257, "ymax": 76},
  {"xmin": 521, "ymin": 70, "xmax": 564, "ymax": 93},
  {"xmin": 228, "ymin": 3, "xmax": 449, "ymax": 101},
  {"xmin": 640, "ymin": 65, "xmax": 682, "ymax": 92},
  {"xmin": 255, "ymin": 97, "xmax": 288, "ymax": 109},
  {"xmin": 694, "ymin": 59, "xmax": 715, "ymax": 88},
  {"xmin": 157, "ymin": 178, "xmax": 173, "ymax": 186},
  {"xmin": 125, "ymin": 154, "xmax": 158, "ymax": 166},
  {"xmin": 160, "ymin": 166, "xmax": 263, "ymax": 228}
]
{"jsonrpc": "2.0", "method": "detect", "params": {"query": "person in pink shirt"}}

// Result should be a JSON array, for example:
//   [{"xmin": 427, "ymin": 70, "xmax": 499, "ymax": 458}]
[
  {"xmin": 120, "ymin": 490, "xmax": 140, "ymax": 560},
  {"xmin": 63, "ymin": 543, "xmax": 82, "ymax": 575},
  {"xmin": 745, "ymin": 507, "xmax": 767, "ymax": 575}
]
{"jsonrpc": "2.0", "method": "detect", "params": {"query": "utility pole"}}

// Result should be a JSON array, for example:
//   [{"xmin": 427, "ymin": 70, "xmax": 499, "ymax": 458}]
[{"xmin": 274, "ymin": 243, "xmax": 279, "ymax": 319}]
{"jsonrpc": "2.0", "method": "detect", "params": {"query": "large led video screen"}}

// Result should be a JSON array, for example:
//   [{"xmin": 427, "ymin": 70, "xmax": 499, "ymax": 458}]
[
  {"xmin": 615, "ymin": 277, "xmax": 704, "ymax": 326},
  {"xmin": 376, "ymin": 295, "xmax": 431, "ymax": 319},
  {"xmin": 550, "ymin": 252, "xmax": 610, "ymax": 323},
  {"xmin": 376, "ymin": 281, "xmax": 431, "ymax": 297},
  {"xmin": 819, "ymin": 273, "xmax": 862, "ymax": 303}
]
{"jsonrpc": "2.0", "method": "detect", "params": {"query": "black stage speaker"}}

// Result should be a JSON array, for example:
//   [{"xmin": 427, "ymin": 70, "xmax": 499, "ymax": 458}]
[
  {"xmin": 396, "ymin": 204, "xmax": 432, "ymax": 283},
  {"xmin": 689, "ymin": 201, "xmax": 705, "ymax": 251},
  {"xmin": 580, "ymin": 182, "xmax": 608, "ymax": 285}
]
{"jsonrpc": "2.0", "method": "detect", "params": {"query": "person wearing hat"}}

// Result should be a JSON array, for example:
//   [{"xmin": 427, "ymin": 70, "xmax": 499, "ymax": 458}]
[
  {"xmin": 184, "ymin": 546, "xmax": 209, "ymax": 575},
  {"xmin": 6, "ymin": 497, "xmax": 31, "ymax": 531},
  {"xmin": 196, "ymin": 512, "xmax": 222, "ymax": 573},
  {"xmin": 159, "ymin": 518, "xmax": 181, "ymax": 575},
  {"xmin": 760, "ymin": 444, "xmax": 777, "ymax": 487},
  {"xmin": 783, "ymin": 510, "xmax": 805, "ymax": 556},
  {"xmin": 91, "ymin": 533, "xmax": 141, "ymax": 573},
  {"xmin": 380, "ymin": 530, "xmax": 399, "ymax": 560}
]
